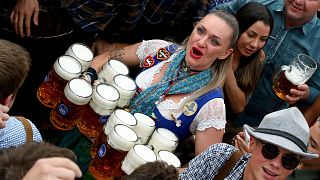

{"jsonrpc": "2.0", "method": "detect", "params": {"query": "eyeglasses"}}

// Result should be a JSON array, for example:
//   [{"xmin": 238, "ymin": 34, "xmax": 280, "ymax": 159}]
[{"xmin": 259, "ymin": 140, "xmax": 300, "ymax": 170}]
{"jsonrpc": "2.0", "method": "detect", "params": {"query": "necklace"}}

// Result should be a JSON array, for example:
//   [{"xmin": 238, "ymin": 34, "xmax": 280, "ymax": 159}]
[{"xmin": 181, "ymin": 59, "xmax": 203, "ymax": 74}]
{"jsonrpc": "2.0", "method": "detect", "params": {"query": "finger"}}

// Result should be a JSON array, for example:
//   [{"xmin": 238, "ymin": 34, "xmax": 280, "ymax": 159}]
[
  {"xmin": 42, "ymin": 158, "xmax": 82, "ymax": 177},
  {"xmin": 33, "ymin": 8, "xmax": 39, "ymax": 26},
  {"xmin": 0, "ymin": 105, "xmax": 9, "ymax": 113},
  {"xmin": 48, "ymin": 166, "xmax": 80, "ymax": 180},
  {"xmin": 25, "ymin": 15, "xmax": 31, "ymax": 36},
  {"xmin": 0, "ymin": 121, "xmax": 6, "ymax": 129},
  {"xmin": 13, "ymin": 14, "xmax": 19, "ymax": 35},
  {"xmin": 18, "ymin": 15, "xmax": 25, "ymax": 37}
]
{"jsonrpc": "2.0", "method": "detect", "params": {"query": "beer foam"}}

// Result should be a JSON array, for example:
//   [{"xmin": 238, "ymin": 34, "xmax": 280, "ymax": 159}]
[
  {"xmin": 72, "ymin": 44, "xmax": 93, "ymax": 62},
  {"xmin": 134, "ymin": 113, "xmax": 155, "ymax": 127},
  {"xmin": 134, "ymin": 145, "xmax": 156, "ymax": 161},
  {"xmin": 96, "ymin": 84, "xmax": 120, "ymax": 101},
  {"xmin": 157, "ymin": 128, "xmax": 178, "ymax": 142},
  {"xmin": 114, "ymin": 75, "xmax": 136, "ymax": 91},
  {"xmin": 115, "ymin": 109, "xmax": 137, "ymax": 126},
  {"xmin": 158, "ymin": 150, "xmax": 181, "ymax": 168},
  {"xmin": 115, "ymin": 125, "xmax": 138, "ymax": 142},
  {"xmin": 109, "ymin": 59, "xmax": 129, "ymax": 75},
  {"xmin": 54, "ymin": 56, "xmax": 82, "ymax": 80},
  {"xmin": 285, "ymin": 66, "xmax": 307, "ymax": 85},
  {"xmin": 69, "ymin": 78, "xmax": 93, "ymax": 97}
]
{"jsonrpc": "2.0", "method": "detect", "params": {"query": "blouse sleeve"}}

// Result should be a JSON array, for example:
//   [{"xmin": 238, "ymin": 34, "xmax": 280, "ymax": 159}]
[
  {"xmin": 190, "ymin": 98, "xmax": 226, "ymax": 134},
  {"xmin": 136, "ymin": 39, "xmax": 172, "ymax": 67}
]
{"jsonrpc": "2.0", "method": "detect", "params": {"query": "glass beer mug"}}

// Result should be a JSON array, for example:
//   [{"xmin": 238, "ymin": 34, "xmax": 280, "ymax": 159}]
[
  {"xmin": 111, "ymin": 74, "xmax": 137, "ymax": 108},
  {"xmin": 273, "ymin": 54, "xmax": 317, "ymax": 101},
  {"xmin": 98, "ymin": 59, "xmax": 129, "ymax": 83},
  {"xmin": 121, "ymin": 144, "xmax": 157, "ymax": 175},
  {"xmin": 77, "ymin": 83, "xmax": 120, "ymax": 139},
  {"xmin": 37, "ymin": 55, "xmax": 82, "ymax": 108},
  {"xmin": 50, "ymin": 78, "xmax": 93, "ymax": 130},
  {"xmin": 133, "ymin": 113, "xmax": 156, "ymax": 144},
  {"xmin": 158, "ymin": 150, "xmax": 181, "ymax": 168},
  {"xmin": 65, "ymin": 43, "xmax": 94, "ymax": 71},
  {"xmin": 91, "ymin": 109, "xmax": 137, "ymax": 157},
  {"xmin": 89, "ymin": 124, "xmax": 138, "ymax": 179},
  {"xmin": 148, "ymin": 128, "xmax": 179, "ymax": 154}
]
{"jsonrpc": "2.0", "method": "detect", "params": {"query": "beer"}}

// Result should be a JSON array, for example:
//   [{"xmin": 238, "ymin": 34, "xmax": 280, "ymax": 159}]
[
  {"xmin": 77, "ymin": 83, "xmax": 120, "ymax": 139},
  {"xmin": 98, "ymin": 59, "xmax": 129, "ymax": 83},
  {"xmin": 65, "ymin": 43, "xmax": 93, "ymax": 71},
  {"xmin": 37, "ymin": 55, "xmax": 82, "ymax": 108},
  {"xmin": 133, "ymin": 113, "xmax": 155, "ymax": 144},
  {"xmin": 112, "ymin": 74, "xmax": 136, "ymax": 108},
  {"xmin": 89, "ymin": 124, "xmax": 138, "ymax": 179},
  {"xmin": 158, "ymin": 150, "xmax": 181, "ymax": 168},
  {"xmin": 148, "ymin": 128, "xmax": 179, "ymax": 154},
  {"xmin": 121, "ymin": 144, "xmax": 157, "ymax": 175},
  {"xmin": 91, "ymin": 109, "xmax": 137, "ymax": 157},
  {"xmin": 50, "ymin": 78, "xmax": 93, "ymax": 130},
  {"xmin": 272, "ymin": 54, "xmax": 317, "ymax": 101}
]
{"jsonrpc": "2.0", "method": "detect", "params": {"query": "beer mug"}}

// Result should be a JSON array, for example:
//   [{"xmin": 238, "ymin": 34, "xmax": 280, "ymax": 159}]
[
  {"xmin": 37, "ymin": 55, "xmax": 82, "ymax": 108},
  {"xmin": 98, "ymin": 59, "xmax": 129, "ymax": 83},
  {"xmin": 89, "ymin": 124, "xmax": 138, "ymax": 179},
  {"xmin": 112, "ymin": 74, "xmax": 137, "ymax": 108},
  {"xmin": 148, "ymin": 128, "xmax": 179, "ymax": 154},
  {"xmin": 65, "ymin": 43, "xmax": 93, "ymax": 71},
  {"xmin": 121, "ymin": 144, "xmax": 157, "ymax": 175},
  {"xmin": 91, "ymin": 109, "xmax": 137, "ymax": 157},
  {"xmin": 273, "ymin": 54, "xmax": 317, "ymax": 100},
  {"xmin": 133, "ymin": 113, "xmax": 156, "ymax": 144},
  {"xmin": 50, "ymin": 78, "xmax": 93, "ymax": 130},
  {"xmin": 77, "ymin": 83, "xmax": 120, "ymax": 139},
  {"xmin": 158, "ymin": 150, "xmax": 181, "ymax": 168}
]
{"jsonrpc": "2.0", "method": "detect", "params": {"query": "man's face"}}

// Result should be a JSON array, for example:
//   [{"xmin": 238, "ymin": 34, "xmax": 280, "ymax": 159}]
[
  {"xmin": 244, "ymin": 139, "xmax": 298, "ymax": 180},
  {"xmin": 285, "ymin": 0, "xmax": 320, "ymax": 26}
]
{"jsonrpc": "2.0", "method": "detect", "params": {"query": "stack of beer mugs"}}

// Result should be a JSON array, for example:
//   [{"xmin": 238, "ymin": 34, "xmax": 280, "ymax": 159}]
[{"xmin": 77, "ymin": 83, "xmax": 120, "ymax": 139}]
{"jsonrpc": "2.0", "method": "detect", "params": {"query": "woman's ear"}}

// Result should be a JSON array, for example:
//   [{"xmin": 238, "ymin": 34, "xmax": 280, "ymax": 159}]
[{"xmin": 218, "ymin": 48, "xmax": 233, "ymax": 60}]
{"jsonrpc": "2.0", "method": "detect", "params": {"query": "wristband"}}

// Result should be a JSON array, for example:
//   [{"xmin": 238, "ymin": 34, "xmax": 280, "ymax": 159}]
[{"xmin": 81, "ymin": 67, "xmax": 98, "ymax": 84}]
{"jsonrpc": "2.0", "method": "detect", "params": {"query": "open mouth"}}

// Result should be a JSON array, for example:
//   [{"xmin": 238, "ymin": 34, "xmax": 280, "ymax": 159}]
[{"xmin": 190, "ymin": 47, "xmax": 203, "ymax": 59}]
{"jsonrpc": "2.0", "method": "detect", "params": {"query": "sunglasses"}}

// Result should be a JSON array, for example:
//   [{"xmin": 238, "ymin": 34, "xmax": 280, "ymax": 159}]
[{"xmin": 259, "ymin": 140, "xmax": 300, "ymax": 170}]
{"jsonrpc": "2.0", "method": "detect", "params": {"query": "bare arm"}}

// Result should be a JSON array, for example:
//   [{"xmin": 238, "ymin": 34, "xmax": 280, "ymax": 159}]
[
  {"xmin": 224, "ymin": 64, "xmax": 246, "ymax": 113},
  {"xmin": 194, "ymin": 127, "xmax": 224, "ymax": 156},
  {"xmin": 303, "ymin": 95, "xmax": 320, "ymax": 126},
  {"xmin": 90, "ymin": 42, "xmax": 142, "ymax": 72}
]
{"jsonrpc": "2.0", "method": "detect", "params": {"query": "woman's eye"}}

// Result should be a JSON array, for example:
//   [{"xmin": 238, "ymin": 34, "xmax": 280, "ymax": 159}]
[
  {"xmin": 210, "ymin": 39, "xmax": 219, "ymax": 46},
  {"xmin": 197, "ymin": 27, "xmax": 205, "ymax": 34}
]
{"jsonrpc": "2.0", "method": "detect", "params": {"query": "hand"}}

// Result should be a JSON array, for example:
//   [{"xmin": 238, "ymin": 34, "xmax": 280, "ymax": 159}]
[
  {"xmin": 286, "ymin": 84, "xmax": 309, "ymax": 104},
  {"xmin": 10, "ymin": 0, "xmax": 39, "ymax": 37},
  {"xmin": 0, "ymin": 104, "xmax": 10, "ymax": 129},
  {"xmin": 22, "ymin": 157, "xmax": 82, "ymax": 180},
  {"xmin": 233, "ymin": 132, "xmax": 250, "ymax": 154},
  {"xmin": 92, "ymin": 38, "xmax": 117, "ymax": 55}
]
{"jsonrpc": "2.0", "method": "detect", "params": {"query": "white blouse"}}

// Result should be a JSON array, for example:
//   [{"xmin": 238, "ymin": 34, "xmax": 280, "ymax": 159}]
[{"xmin": 135, "ymin": 40, "xmax": 226, "ymax": 135}]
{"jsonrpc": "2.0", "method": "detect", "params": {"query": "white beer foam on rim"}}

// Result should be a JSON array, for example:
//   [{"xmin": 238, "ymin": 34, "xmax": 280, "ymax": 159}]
[
  {"xmin": 115, "ymin": 125, "xmax": 137, "ymax": 142},
  {"xmin": 109, "ymin": 59, "xmax": 129, "ymax": 75},
  {"xmin": 158, "ymin": 150, "xmax": 181, "ymax": 167},
  {"xmin": 59, "ymin": 56, "xmax": 82, "ymax": 74},
  {"xmin": 97, "ymin": 84, "xmax": 119, "ymax": 101},
  {"xmin": 115, "ymin": 109, "xmax": 137, "ymax": 126},
  {"xmin": 69, "ymin": 78, "xmax": 92, "ymax": 97},
  {"xmin": 72, "ymin": 44, "xmax": 93, "ymax": 62},
  {"xmin": 285, "ymin": 66, "xmax": 306, "ymax": 85},
  {"xmin": 134, "ymin": 113, "xmax": 155, "ymax": 126},
  {"xmin": 157, "ymin": 128, "xmax": 178, "ymax": 141},
  {"xmin": 134, "ymin": 145, "xmax": 156, "ymax": 161},
  {"xmin": 115, "ymin": 75, "xmax": 136, "ymax": 91}
]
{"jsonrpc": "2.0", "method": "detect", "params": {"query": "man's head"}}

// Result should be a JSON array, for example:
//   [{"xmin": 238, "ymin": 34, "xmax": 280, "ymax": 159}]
[
  {"xmin": 0, "ymin": 142, "xmax": 77, "ymax": 180},
  {"xmin": 0, "ymin": 39, "xmax": 31, "ymax": 108},
  {"xmin": 243, "ymin": 107, "xmax": 318, "ymax": 180},
  {"xmin": 285, "ymin": 0, "xmax": 320, "ymax": 27}
]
